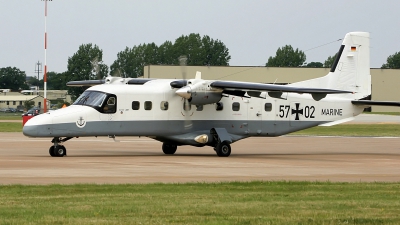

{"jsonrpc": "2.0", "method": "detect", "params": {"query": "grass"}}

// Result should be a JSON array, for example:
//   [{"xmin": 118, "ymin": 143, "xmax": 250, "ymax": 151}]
[
  {"xmin": 0, "ymin": 122, "xmax": 22, "ymax": 132},
  {"xmin": 0, "ymin": 114, "xmax": 21, "ymax": 120},
  {"xmin": 292, "ymin": 124, "xmax": 400, "ymax": 137},
  {"xmin": 0, "ymin": 181, "xmax": 399, "ymax": 224}
]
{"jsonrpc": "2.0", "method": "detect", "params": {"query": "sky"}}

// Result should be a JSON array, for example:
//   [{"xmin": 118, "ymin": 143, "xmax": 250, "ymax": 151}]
[{"xmin": 1, "ymin": 0, "xmax": 399, "ymax": 79}]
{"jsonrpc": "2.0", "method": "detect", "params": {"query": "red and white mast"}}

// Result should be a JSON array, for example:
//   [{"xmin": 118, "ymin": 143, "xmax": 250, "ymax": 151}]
[{"xmin": 43, "ymin": 0, "xmax": 49, "ymax": 113}]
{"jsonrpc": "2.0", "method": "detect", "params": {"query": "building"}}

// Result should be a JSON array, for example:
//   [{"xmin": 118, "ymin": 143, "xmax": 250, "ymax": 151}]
[
  {"xmin": 0, "ymin": 94, "xmax": 44, "ymax": 111},
  {"xmin": 143, "ymin": 65, "xmax": 400, "ymax": 112},
  {"xmin": 0, "ymin": 90, "xmax": 70, "ymax": 112}
]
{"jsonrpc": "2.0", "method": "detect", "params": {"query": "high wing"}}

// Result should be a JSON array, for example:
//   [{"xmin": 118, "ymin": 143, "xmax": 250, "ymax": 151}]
[
  {"xmin": 210, "ymin": 81, "xmax": 353, "ymax": 94},
  {"xmin": 66, "ymin": 78, "xmax": 152, "ymax": 87},
  {"xmin": 210, "ymin": 80, "xmax": 352, "ymax": 100},
  {"xmin": 66, "ymin": 80, "xmax": 105, "ymax": 87}
]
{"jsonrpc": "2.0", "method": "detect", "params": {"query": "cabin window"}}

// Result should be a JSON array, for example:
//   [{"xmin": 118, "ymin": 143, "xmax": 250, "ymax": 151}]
[
  {"xmin": 160, "ymin": 101, "xmax": 168, "ymax": 110},
  {"xmin": 196, "ymin": 105, "xmax": 203, "ymax": 111},
  {"xmin": 216, "ymin": 102, "xmax": 223, "ymax": 111},
  {"xmin": 132, "ymin": 101, "xmax": 140, "ymax": 110},
  {"xmin": 103, "ymin": 96, "xmax": 116, "ymax": 113},
  {"xmin": 232, "ymin": 102, "xmax": 240, "ymax": 111},
  {"xmin": 144, "ymin": 101, "xmax": 152, "ymax": 110},
  {"xmin": 265, "ymin": 103, "xmax": 272, "ymax": 112}
]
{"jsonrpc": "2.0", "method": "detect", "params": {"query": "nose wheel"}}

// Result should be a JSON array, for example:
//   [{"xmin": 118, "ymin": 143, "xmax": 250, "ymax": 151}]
[
  {"xmin": 49, "ymin": 137, "xmax": 73, "ymax": 157},
  {"xmin": 49, "ymin": 145, "xmax": 67, "ymax": 157}
]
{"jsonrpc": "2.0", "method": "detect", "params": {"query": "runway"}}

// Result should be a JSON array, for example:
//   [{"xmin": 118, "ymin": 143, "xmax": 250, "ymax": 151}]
[{"xmin": 1, "ymin": 133, "xmax": 400, "ymax": 184}]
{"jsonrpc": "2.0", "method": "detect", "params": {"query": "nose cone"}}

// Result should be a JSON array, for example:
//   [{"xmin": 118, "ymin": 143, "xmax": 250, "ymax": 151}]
[
  {"xmin": 23, "ymin": 114, "xmax": 52, "ymax": 137},
  {"xmin": 176, "ymin": 86, "xmax": 192, "ymax": 99},
  {"xmin": 23, "ymin": 123, "xmax": 38, "ymax": 137}
]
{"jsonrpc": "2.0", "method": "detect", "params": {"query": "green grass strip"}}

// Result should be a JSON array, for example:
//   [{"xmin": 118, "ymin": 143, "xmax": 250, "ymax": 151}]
[
  {"xmin": 0, "ymin": 115, "xmax": 21, "ymax": 120},
  {"xmin": 0, "ymin": 122, "xmax": 22, "ymax": 132},
  {"xmin": 292, "ymin": 124, "xmax": 400, "ymax": 137},
  {"xmin": 0, "ymin": 181, "xmax": 399, "ymax": 224}
]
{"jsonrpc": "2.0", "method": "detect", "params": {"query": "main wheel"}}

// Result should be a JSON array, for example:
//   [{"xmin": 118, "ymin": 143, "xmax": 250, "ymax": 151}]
[
  {"xmin": 53, "ymin": 145, "xmax": 66, "ymax": 157},
  {"xmin": 216, "ymin": 141, "xmax": 231, "ymax": 157},
  {"xmin": 162, "ymin": 143, "xmax": 177, "ymax": 155},
  {"xmin": 49, "ymin": 146, "xmax": 55, "ymax": 157}
]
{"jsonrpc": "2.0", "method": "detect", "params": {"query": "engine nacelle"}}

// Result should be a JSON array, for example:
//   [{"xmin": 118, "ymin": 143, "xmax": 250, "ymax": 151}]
[
  {"xmin": 189, "ymin": 90, "xmax": 222, "ymax": 105},
  {"xmin": 175, "ymin": 80, "xmax": 223, "ymax": 105}
]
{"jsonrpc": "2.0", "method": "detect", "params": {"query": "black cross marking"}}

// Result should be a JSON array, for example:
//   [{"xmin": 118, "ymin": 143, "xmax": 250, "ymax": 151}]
[{"xmin": 291, "ymin": 103, "xmax": 303, "ymax": 120}]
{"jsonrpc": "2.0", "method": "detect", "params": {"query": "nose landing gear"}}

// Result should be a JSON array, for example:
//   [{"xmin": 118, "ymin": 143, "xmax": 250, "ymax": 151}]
[{"xmin": 49, "ymin": 137, "xmax": 73, "ymax": 157}]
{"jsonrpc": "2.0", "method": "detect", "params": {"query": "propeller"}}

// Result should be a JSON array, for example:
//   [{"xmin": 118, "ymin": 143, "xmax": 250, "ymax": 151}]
[
  {"xmin": 91, "ymin": 57, "xmax": 101, "ymax": 80},
  {"xmin": 178, "ymin": 55, "xmax": 193, "ymax": 130}
]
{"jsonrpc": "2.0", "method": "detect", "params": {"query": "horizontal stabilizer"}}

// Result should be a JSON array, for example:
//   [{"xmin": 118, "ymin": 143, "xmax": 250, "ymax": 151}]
[
  {"xmin": 211, "ymin": 81, "xmax": 353, "ymax": 95},
  {"xmin": 352, "ymin": 100, "xmax": 400, "ymax": 107}
]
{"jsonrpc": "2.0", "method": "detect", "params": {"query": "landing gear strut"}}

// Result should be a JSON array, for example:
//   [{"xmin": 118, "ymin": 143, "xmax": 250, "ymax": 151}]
[
  {"xmin": 162, "ymin": 143, "xmax": 177, "ymax": 155},
  {"xmin": 50, "ymin": 137, "xmax": 73, "ymax": 157}
]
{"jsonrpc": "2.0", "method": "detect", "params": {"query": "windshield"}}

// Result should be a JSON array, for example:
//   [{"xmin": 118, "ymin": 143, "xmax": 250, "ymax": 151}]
[{"xmin": 73, "ymin": 91, "xmax": 107, "ymax": 107}]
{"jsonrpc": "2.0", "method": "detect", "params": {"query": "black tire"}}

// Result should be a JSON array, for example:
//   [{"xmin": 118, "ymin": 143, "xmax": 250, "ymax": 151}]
[
  {"xmin": 49, "ymin": 146, "xmax": 55, "ymax": 157},
  {"xmin": 162, "ymin": 143, "xmax": 177, "ymax": 155},
  {"xmin": 54, "ymin": 145, "xmax": 66, "ymax": 157},
  {"xmin": 216, "ymin": 141, "xmax": 231, "ymax": 157}
]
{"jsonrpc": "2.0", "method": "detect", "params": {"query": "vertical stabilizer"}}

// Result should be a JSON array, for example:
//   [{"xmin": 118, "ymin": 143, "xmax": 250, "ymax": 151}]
[{"xmin": 291, "ymin": 32, "xmax": 371, "ymax": 99}]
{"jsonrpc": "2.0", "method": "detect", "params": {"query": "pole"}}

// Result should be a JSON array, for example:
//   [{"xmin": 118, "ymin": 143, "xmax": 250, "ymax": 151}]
[
  {"xmin": 43, "ymin": 0, "xmax": 48, "ymax": 113},
  {"xmin": 35, "ymin": 61, "xmax": 42, "ymax": 80}
]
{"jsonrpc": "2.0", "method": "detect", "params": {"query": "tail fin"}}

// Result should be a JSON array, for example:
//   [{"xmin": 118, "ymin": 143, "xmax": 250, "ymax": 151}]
[{"xmin": 292, "ymin": 32, "xmax": 371, "ymax": 99}]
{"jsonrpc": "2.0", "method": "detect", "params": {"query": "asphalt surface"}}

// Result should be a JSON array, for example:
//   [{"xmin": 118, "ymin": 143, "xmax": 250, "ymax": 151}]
[
  {"xmin": 0, "ymin": 113, "xmax": 399, "ymax": 184},
  {"xmin": 1, "ymin": 133, "xmax": 399, "ymax": 184}
]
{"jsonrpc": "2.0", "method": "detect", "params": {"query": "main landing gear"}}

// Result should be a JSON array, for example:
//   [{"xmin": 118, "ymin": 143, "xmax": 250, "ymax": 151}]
[
  {"xmin": 162, "ymin": 143, "xmax": 177, "ymax": 155},
  {"xmin": 214, "ymin": 141, "xmax": 231, "ymax": 157},
  {"xmin": 49, "ymin": 137, "xmax": 73, "ymax": 157}
]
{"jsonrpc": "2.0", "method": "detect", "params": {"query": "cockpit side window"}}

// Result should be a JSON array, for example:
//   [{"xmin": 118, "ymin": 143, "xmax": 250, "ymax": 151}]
[
  {"xmin": 102, "ymin": 96, "xmax": 117, "ymax": 114},
  {"xmin": 73, "ymin": 91, "xmax": 116, "ymax": 114}
]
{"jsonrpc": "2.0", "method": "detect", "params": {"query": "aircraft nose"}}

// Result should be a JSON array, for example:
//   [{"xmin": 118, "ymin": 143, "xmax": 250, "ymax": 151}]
[
  {"xmin": 22, "ymin": 114, "xmax": 52, "ymax": 137},
  {"xmin": 23, "ymin": 124, "xmax": 38, "ymax": 137}
]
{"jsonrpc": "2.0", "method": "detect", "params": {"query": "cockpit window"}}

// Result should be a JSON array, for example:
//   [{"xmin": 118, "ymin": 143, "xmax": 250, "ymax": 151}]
[
  {"xmin": 73, "ymin": 91, "xmax": 107, "ymax": 107},
  {"xmin": 73, "ymin": 91, "xmax": 116, "ymax": 114}
]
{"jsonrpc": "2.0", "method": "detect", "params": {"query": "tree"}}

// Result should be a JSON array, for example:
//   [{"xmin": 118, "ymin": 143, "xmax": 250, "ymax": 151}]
[
  {"xmin": 0, "ymin": 67, "xmax": 29, "ymax": 91},
  {"xmin": 305, "ymin": 62, "xmax": 323, "ymax": 68},
  {"xmin": 266, "ymin": 45, "xmax": 306, "ymax": 67},
  {"xmin": 28, "ymin": 77, "xmax": 42, "ymax": 88},
  {"xmin": 324, "ymin": 53, "xmax": 338, "ymax": 68},
  {"xmin": 110, "ymin": 34, "xmax": 231, "ymax": 78},
  {"xmin": 23, "ymin": 100, "xmax": 35, "ymax": 111},
  {"xmin": 46, "ymin": 71, "xmax": 68, "ymax": 90},
  {"xmin": 173, "ymin": 34, "xmax": 231, "ymax": 66},
  {"xmin": 381, "ymin": 52, "xmax": 400, "ymax": 69},
  {"xmin": 110, "ymin": 44, "xmax": 157, "ymax": 78},
  {"xmin": 66, "ymin": 43, "xmax": 108, "ymax": 99}
]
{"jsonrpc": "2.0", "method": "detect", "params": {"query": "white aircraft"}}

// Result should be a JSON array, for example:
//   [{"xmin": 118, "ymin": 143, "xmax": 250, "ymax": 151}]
[{"xmin": 23, "ymin": 32, "xmax": 399, "ymax": 157}]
